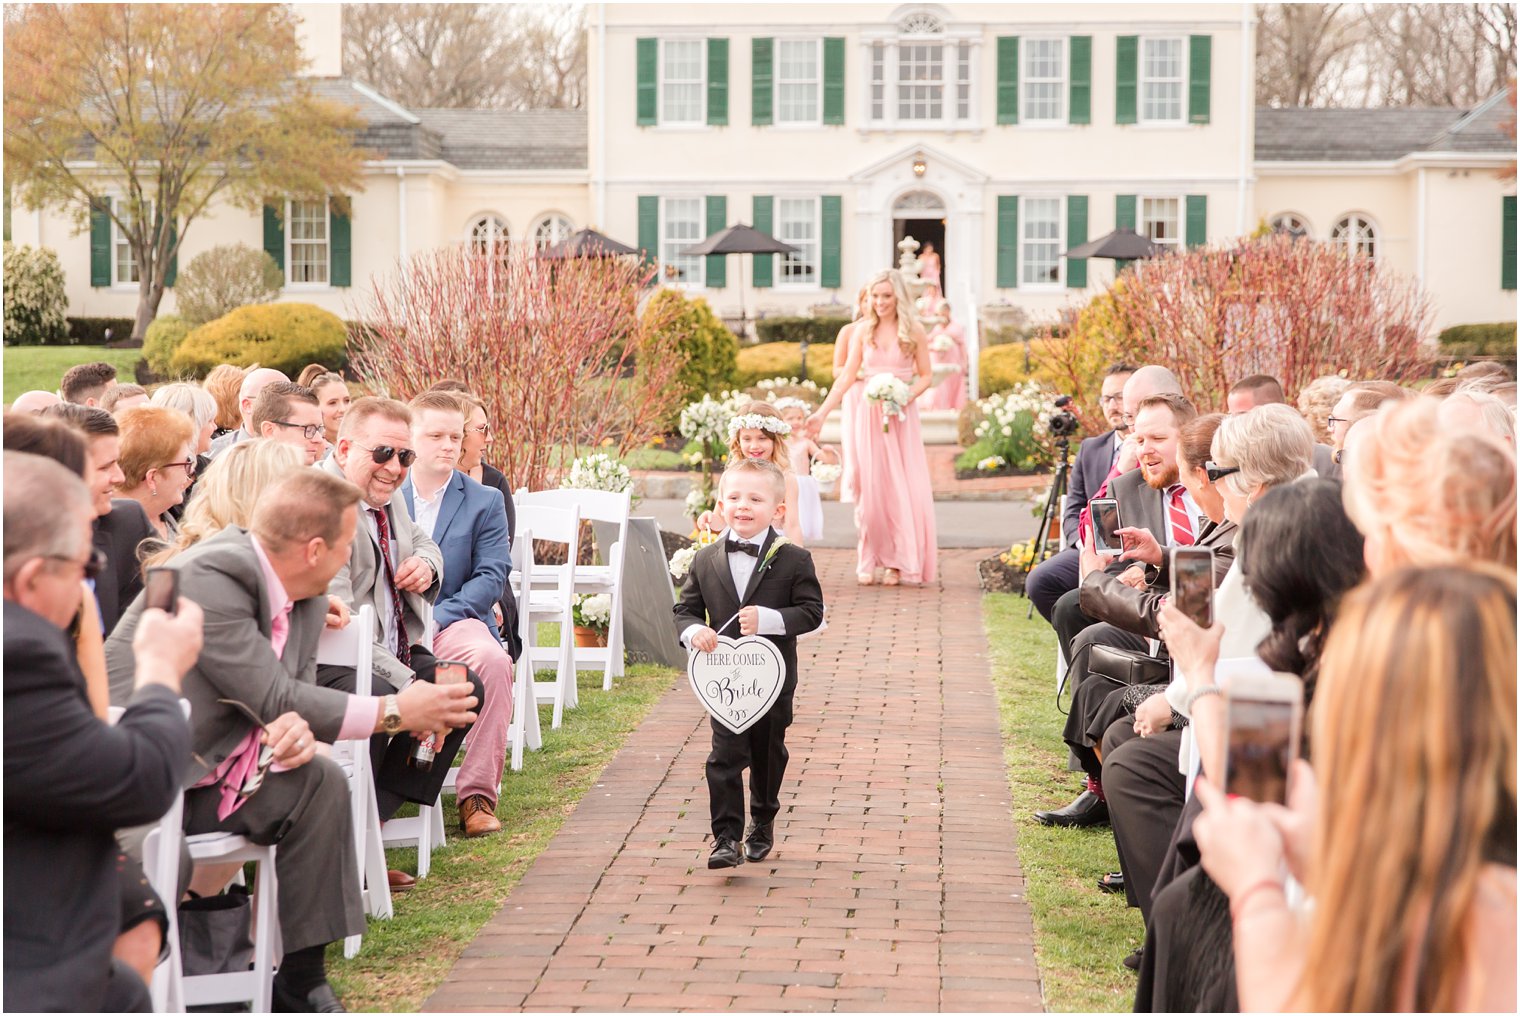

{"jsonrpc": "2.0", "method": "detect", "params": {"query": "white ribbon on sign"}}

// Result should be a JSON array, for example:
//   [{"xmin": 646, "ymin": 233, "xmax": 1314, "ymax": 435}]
[{"xmin": 687, "ymin": 635, "xmax": 786, "ymax": 734}]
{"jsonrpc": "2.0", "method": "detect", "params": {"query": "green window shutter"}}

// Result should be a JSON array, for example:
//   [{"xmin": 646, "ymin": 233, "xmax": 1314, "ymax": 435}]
[
  {"xmin": 996, "ymin": 195, "xmax": 1018, "ymax": 289},
  {"xmin": 820, "ymin": 195, "xmax": 842, "ymax": 289},
  {"xmin": 705, "ymin": 195, "xmax": 727, "ymax": 288},
  {"xmin": 89, "ymin": 197, "xmax": 111, "ymax": 287},
  {"xmin": 1185, "ymin": 195, "xmax": 1207, "ymax": 248},
  {"xmin": 263, "ymin": 203, "xmax": 285, "ymax": 273},
  {"xmin": 638, "ymin": 195, "xmax": 659, "ymax": 271},
  {"xmin": 1115, "ymin": 194, "xmax": 1137, "ymax": 231},
  {"xmin": 752, "ymin": 195, "xmax": 774, "ymax": 288},
  {"xmin": 1188, "ymin": 35, "xmax": 1212, "ymax": 124},
  {"xmin": 1066, "ymin": 196, "xmax": 1088, "ymax": 289},
  {"xmin": 1503, "ymin": 195, "xmax": 1517, "ymax": 291},
  {"xmin": 1069, "ymin": 36, "xmax": 1092, "ymax": 125},
  {"xmin": 329, "ymin": 205, "xmax": 351, "ymax": 288},
  {"xmin": 1116, "ymin": 36, "xmax": 1138, "ymax": 125},
  {"xmin": 637, "ymin": 38, "xmax": 657, "ymax": 126},
  {"xmin": 707, "ymin": 38, "xmax": 728, "ymax": 126},
  {"xmin": 164, "ymin": 221, "xmax": 178, "ymax": 288},
  {"xmin": 996, "ymin": 37, "xmax": 1019, "ymax": 124},
  {"xmin": 752, "ymin": 38, "xmax": 773, "ymax": 126},
  {"xmin": 823, "ymin": 38, "xmax": 845, "ymax": 125}
]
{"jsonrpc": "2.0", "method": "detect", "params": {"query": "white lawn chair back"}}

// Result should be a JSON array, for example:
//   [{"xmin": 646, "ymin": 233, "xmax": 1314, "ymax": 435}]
[
  {"xmin": 505, "ymin": 527, "xmax": 544, "ymax": 770},
  {"xmin": 512, "ymin": 503, "xmax": 581, "ymax": 728}
]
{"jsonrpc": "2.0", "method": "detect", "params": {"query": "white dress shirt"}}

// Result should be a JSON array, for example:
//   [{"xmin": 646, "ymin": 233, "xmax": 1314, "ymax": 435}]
[
  {"xmin": 411, "ymin": 475, "xmax": 450, "ymax": 540},
  {"xmin": 681, "ymin": 528, "xmax": 787, "ymax": 648}
]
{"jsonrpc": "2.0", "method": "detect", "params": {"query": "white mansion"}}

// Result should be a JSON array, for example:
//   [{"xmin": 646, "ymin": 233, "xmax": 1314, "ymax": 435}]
[{"xmin": 12, "ymin": 3, "xmax": 1516, "ymax": 339}]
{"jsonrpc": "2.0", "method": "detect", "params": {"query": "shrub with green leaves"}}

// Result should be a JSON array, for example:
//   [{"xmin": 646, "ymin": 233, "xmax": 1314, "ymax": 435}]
[
  {"xmin": 172, "ymin": 302, "xmax": 347, "ymax": 378},
  {"xmin": 734, "ymin": 341, "xmax": 835, "ymax": 387},
  {"xmin": 754, "ymin": 315, "xmax": 850, "ymax": 346},
  {"xmin": 3, "ymin": 242, "xmax": 70, "ymax": 345},
  {"xmin": 174, "ymin": 243, "xmax": 284, "ymax": 326},
  {"xmin": 641, "ymin": 290, "xmax": 739, "ymax": 419},
  {"xmin": 1438, "ymin": 322, "xmax": 1516, "ymax": 359},
  {"xmin": 142, "ymin": 314, "xmax": 192, "ymax": 376}
]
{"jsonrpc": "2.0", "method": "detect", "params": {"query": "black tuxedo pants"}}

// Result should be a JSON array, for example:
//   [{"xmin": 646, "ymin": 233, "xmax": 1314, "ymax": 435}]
[{"xmin": 707, "ymin": 691, "xmax": 794, "ymax": 843}]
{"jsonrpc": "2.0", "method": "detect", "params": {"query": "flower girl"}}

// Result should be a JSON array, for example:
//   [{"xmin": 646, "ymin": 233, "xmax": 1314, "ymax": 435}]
[
  {"xmin": 774, "ymin": 398, "xmax": 831, "ymax": 542},
  {"xmin": 699, "ymin": 402, "xmax": 805, "ymax": 545}
]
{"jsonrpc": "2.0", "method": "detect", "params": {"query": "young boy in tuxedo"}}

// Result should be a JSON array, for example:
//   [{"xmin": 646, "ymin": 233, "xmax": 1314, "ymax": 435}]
[{"xmin": 675, "ymin": 459, "xmax": 825, "ymax": 869}]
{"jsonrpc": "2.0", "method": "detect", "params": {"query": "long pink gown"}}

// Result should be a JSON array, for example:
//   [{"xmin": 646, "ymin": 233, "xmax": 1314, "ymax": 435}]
[
  {"xmin": 837, "ymin": 330, "xmax": 864, "ymax": 505},
  {"xmin": 921, "ymin": 320, "xmax": 967, "ymax": 412},
  {"xmin": 852, "ymin": 337, "xmax": 938, "ymax": 584}
]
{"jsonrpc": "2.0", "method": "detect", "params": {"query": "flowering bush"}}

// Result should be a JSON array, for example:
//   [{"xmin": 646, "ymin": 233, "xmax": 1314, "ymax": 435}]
[
  {"xmin": 863, "ymin": 373, "xmax": 911, "ymax": 432},
  {"xmin": 679, "ymin": 391, "xmax": 746, "ymax": 521},
  {"xmin": 572, "ymin": 593, "xmax": 612, "ymax": 631},
  {"xmin": 3, "ymin": 243, "xmax": 69, "ymax": 346},
  {"xmin": 999, "ymin": 537, "xmax": 1054, "ymax": 571},
  {"xmin": 668, "ymin": 545, "xmax": 697, "ymax": 583},
  {"xmin": 967, "ymin": 381, "xmax": 1060, "ymax": 472},
  {"xmin": 752, "ymin": 376, "xmax": 829, "ymax": 406},
  {"xmin": 684, "ymin": 485, "xmax": 712, "ymax": 521},
  {"xmin": 563, "ymin": 453, "xmax": 633, "ymax": 496}
]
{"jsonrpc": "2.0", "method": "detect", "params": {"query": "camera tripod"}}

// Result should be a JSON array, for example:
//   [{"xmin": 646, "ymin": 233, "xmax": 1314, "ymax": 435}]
[{"xmin": 1024, "ymin": 433, "xmax": 1072, "ymax": 619}]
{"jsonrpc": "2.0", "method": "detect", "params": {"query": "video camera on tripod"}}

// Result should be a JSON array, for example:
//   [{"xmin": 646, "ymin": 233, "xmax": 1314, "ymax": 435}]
[
  {"xmin": 1024, "ymin": 394, "xmax": 1081, "ymax": 616},
  {"xmin": 1047, "ymin": 395, "xmax": 1080, "ymax": 440}
]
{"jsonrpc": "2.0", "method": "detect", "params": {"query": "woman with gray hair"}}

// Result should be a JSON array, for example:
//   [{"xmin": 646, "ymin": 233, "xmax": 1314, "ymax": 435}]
[{"xmin": 151, "ymin": 382, "xmax": 219, "ymax": 520}]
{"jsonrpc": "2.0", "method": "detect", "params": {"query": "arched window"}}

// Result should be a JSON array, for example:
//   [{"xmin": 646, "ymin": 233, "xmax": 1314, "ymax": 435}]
[
  {"xmin": 1269, "ymin": 212, "xmax": 1311, "ymax": 240},
  {"xmin": 532, "ymin": 214, "xmax": 575, "ymax": 251},
  {"xmin": 1331, "ymin": 214, "xmax": 1377, "ymax": 259},
  {"xmin": 468, "ymin": 215, "xmax": 510, "ymax": 257}
]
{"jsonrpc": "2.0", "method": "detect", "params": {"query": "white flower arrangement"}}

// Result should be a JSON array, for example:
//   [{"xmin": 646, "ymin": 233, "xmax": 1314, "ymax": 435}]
[
  {"xmin": 668, "ymin": 544, "xmax": 698, "ymax": 582},
  {"xmin": 563, "ymin": 453, "xmax": 632, "ymax": 495},
  {"xmin": 683, "ymin": 485, "xmax": 711, "ymax": 520},
  {"xmin": 977, "ymin": 455, "xmax": 1008, "ymax": 472},
  {"xmin": 678, "ymin": 395, "xmax": 734, "ymax": 446},
  {"xmin": 863, "ymin": 373, "xmax": 912, "ymax": 432},
  {"xmin": 727, "ymin": 413, "xmax": 792, "ymax": 439},
  {"xmin": 756, "ymin": 377, "xmax": 826, "ymax": 396},
  {"xmin": 810, "ymin": 461, "xmax": 842, "ymax": 484},
  {"xmin": 973, "ymin": 381, "xmax": 1058, "ymax": 444},
  {"xmin": 572, "ymin": 593, "xmax": 612, "ymax": 631},
  {"xmin": 929, "ymin": 333, "xmax": 955, "ymax": 353}
]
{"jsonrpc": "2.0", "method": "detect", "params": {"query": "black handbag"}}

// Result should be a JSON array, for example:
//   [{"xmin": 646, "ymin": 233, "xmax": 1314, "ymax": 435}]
[
  {"xmin": 178, "ymin": 887, "xmax": 254, "ymax": 977},
  {"xmin": 1086, "ymin": 644, "xmax": 1170, "ymax": 691}
]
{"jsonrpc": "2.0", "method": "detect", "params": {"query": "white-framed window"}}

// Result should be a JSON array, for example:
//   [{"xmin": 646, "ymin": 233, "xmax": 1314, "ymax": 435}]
[
  {"xmin": 467, "ymin": 214, "xmax": 510, "ymax": 257},
  {"xmin": 1021, "ymin": 196, "xmax": 1063, "ymax": 286},
  {"xmin": 1269, "ymin": 212, "xmax": 1311, "ymax": 239},
  {"xmin": 660, "ymin": 197, "xmax": 704, "ymax": 287},
  {"xmin": 532, "ymin": 214, "xmax": 575, "ymax": 251},
  {"xmin": 864, "ymin": 15, "xmax": 978, "ymax": 129},
  {"xmin": 1140, "ymin": 37, "xmax": 1185, "ymax": 123},
  {"xmin": 1331, "ymin": 213, "xmax": 1377, "ymax": 259},
  {"xmin": 1141, "ymin": 197, "xmax": 1181, "ymax": 251},
  {"xmin": 287, "ymin": 199, "xmax": 329, "ymax": 285},
  {"xmin": 776, "ymin": 39, "xmax": 821, "ymax": 124},
  {"xmin": 659, "ymin": 39, "xmax": 705, "ymax": 125},
  {"xmin": 776, "ymin": 197, "xmax": 820, "ymax": 287},
  {"xmin": 1021, "ymin": 38, "xmax": 1066, "ymax": 123},
  {"xmin": 114, "ymin": 200, "xmax": 149, "ymax": 285}
]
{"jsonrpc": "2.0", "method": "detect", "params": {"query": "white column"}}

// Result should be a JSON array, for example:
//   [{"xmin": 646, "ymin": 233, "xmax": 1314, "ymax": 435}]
[{"xmin": 1415, "ymin": 167, "xmax": 1427, "ymax": 285}]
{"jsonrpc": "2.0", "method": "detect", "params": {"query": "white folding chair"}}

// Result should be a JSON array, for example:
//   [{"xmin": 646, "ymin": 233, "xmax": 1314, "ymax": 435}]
[
  {"xmin": 515, "ymin": 488, "xmax": 631, "ymax": 691},
  {"xmin": 510, "ymin": 502, "xmax": 581, "ymax": 728},
  {"xmin": 141, "ymin": 705, "xmax": 280, "ymax": 1013},
  {"xmin": 316, "ymin": 606, "xmax": 391, "ymax": 959}
]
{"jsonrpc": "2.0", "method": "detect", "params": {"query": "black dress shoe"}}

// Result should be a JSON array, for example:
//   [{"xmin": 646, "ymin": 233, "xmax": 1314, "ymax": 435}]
[
  {"xmin": 1122, "ymin": 947, "xmax": 1143, "ymax": 972},
  {"xmin": 1097, "ymin": 871, "xmax": 1125, "ymax": 893},
  {"xmin": 743, "ymin": 822, "xmax": 774, "ymax": 862},
  {"xmin": 708, "ymin": 837, "xmax": 743, "ymax": 869},
  {"xmin": 273, "ymin": 977, "xmax": 347, "ymax": 1013},
  {"xmin": 1033, "ymin": 789, "xmax": 1109, "ymax": 828}
]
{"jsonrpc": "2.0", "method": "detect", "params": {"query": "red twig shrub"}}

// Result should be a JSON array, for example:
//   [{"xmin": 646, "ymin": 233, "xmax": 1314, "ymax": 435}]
[{"xmin": 349, "ymin": 245, "xmax": 685, "ymax": 490}]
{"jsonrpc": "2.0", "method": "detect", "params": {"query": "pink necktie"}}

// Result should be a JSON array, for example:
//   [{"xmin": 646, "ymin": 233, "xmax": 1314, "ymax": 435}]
[
  {"xmin": 1166, "ymin": 485, "xmax": 1196, "ymax": 546},
  {"xmin": 213, "ymin": 601, "xmax": 293, "ymax": 820}
]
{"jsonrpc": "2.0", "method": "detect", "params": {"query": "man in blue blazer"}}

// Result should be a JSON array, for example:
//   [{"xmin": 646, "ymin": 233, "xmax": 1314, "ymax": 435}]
[
  {"xmin": 1025, "ymin": 363, "xmax": 1136, "ymax": 621},
  {"xmin": 400, "ymin": 392, "xmax": 515, "ymax": 838}
]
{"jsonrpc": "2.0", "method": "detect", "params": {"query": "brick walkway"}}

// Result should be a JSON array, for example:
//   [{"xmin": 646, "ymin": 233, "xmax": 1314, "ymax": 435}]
[{"xmin": 426, "ymin": 547, "xmax": 1042, "ymax": 1013}]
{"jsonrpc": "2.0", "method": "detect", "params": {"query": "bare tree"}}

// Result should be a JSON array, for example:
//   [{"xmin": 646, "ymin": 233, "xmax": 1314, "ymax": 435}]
[
  {"xmin": 1256, "ymin": 4, "xmax": 1366, "ymax": 107},
  {"xmin": 341, "ymin": 3, "xmax": 585, "ymax": 110}
]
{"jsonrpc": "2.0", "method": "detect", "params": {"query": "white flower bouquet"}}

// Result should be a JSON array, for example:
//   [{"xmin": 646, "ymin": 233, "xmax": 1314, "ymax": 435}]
[
  {"xmin": 668, "ymin": 545, "xmax": 698, "ymax": 583},
  {"xmin": 811, "ymin": 460, "xmax": 842, "ymax": 493},
  {"xmin": 572, "ymin": 593, "xmax": 612, "ymax": 631},
  {"xmin": 563, "ymin": 453, "xmax": 633, "ymax": 496},
  {"xmin": 930, "ymin": 333, "xmax": 955, "ymax": 354},
  {"xmin": 863, "ymin": 373, "xmax": 912, "ymax": 432}
]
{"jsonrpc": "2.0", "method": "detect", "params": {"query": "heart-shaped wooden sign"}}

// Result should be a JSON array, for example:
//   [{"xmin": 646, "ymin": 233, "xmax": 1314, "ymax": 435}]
[{"xmin": 687, "ymin": 635, "xmax": 786, "ymax": 734}]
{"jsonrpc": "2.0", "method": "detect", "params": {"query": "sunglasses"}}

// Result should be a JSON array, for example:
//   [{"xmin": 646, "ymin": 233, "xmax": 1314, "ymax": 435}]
[
  {"xmin": 157, "ymin": 458, "xmax": 197, "ymax": 477},
  {"xmin": 46, "ymin": 546, "xmax": 107, "ymax": 580},
  {"xmin": 1205, "ymin": 461, "xmax": 1241, "ymax": 483},
  {"xmin": 216, "ymin": 698, "xmax": 277, "ymax": 798},
  {"xmin": 270, "ymin": 420, "xmax": 324, "ymax": 441},
  {"xmin": 354, "ymin": 442, "xmax": 416, "ymax": 468}
]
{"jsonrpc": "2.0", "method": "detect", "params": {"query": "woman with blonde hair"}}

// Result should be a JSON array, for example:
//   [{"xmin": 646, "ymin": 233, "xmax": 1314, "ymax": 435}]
[
  {"xmin": 142, "ymin": 439, "xmax": 305, "ymax": 568},
  {"xmin": 1193, "ymin": 563, "xmax": 1517, "ymax": 1012},
  {"xmin": 809, "ymin": 269, "xmax": 936, "ymax": 585},
  {"xmin": 202, "ymin": 363, "xmax": 248, "ymax": 436},
  {"xmin": 832, "ymin": 285, "xmax": 869, "ymax": 504},
  {"xmin": 1294, "ymin": 374, "xmax": 1349, "ymax": 445}
]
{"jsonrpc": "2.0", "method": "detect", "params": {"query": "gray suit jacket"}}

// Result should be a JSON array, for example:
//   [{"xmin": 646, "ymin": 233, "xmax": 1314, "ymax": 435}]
[
  {"xmin": 318, "ymin": 457, "xmax": 443, "ymax": 690},
  {"xmin": 1312, "ymin": 443, "xmax": 1340, "ymax": 482},
  {"xmin": 104, "ymin": 526, "xmax": 349, "ymax": 787},
  {"xmin": 1108, "ymin": 467, "xmax": 1168, "ymax": 550}
]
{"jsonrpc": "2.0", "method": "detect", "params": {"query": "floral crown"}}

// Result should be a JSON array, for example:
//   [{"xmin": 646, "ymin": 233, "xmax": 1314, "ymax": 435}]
[
  {"xmin": 771, "ymin": 397, "xmax": 812, "ymax": 415},
  {"xmin": 727, "ymin": 414, "xmax": 792, "ymax": 439}
]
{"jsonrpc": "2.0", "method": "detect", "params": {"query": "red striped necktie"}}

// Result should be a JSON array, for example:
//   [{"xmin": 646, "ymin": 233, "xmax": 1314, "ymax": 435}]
[
  {"xmin": 370, "ymin": 506, "xmax": 412, "ymax": 667},
  {"xmin": 1165, "ymin": 484, "xmax": 1196, "ymax": 547}
]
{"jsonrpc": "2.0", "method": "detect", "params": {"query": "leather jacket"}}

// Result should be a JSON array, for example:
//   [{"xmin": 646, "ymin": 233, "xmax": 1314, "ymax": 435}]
[{"xmin": 1078, "ymin": 519, "xmax": 1238, "ymax": 639}]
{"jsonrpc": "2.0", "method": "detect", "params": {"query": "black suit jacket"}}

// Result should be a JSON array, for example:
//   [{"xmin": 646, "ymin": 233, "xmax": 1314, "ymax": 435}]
[
  {"xmin": 479, "ymin": 463, "xmax": 522, "ymax": 659},
  {"xmin": 672, "ymin": 530, "xmax": 825, "ymax": 695},
  {"xmin": 93, "ymin": 498, "xmax": 155, "ymax": 636},
  {"xmin": 1064, "ymin": 430, "xmax": 1120, "ymax": 549},
  {"xmin": 2, "ymin": 601, "xmax": 188, "ymax": 1012}
]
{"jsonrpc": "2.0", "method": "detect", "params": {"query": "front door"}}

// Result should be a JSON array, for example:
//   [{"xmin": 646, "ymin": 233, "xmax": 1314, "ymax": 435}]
[{"xmin": 893, "ymin": 216, "xmax": 946, "ymax": 291}]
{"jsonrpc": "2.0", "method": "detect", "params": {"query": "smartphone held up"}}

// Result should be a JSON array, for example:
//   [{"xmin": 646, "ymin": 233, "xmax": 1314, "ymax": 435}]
[
  {"xmin": 1222, "ymin": 673, "xmax": 1304, "ymax": 805},
  {"xmin": 144, "ymin": 567, "xmax": 179, "ymax": 615}
]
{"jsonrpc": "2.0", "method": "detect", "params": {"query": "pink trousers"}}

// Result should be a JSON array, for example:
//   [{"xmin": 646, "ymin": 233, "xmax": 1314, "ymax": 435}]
[{"xmin": 432, "ymin": 618, "xmax": 514, "ymax": 805}]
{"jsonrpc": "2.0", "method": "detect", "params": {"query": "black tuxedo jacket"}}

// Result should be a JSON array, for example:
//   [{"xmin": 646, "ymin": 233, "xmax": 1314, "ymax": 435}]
[
  {"xmin": 93, "ymin": 498, "xmax": 155, "ymax": 636},
  {"xmin": 1064, "ymin": 429, "xmax": 1120, "ymax": 549},
  {"xmin": 3, "ymin": 601, "xmax": 188, "ymax": 1012},
  {"xmin": 673, "ymin": 530, "xmax": 825, "ymax": 694}
]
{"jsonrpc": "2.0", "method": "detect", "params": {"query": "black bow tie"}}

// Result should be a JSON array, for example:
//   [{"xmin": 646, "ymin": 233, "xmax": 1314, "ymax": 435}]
[{"xmin": 726, "ymin": 539, "xmax": 759, "ymax": 557}]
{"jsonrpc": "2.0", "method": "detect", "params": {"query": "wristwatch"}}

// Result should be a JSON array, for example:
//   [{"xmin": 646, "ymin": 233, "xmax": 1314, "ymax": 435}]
[{"xmin": 381, "ymin": 694, "xmax": 404, "ymax": 736}]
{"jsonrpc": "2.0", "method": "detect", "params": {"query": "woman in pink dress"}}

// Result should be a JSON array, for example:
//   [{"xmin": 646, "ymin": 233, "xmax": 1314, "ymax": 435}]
[
  {"xmin": 920, "ymin": 298, "xmax": 967, "ymax": 412},
  {"xmin": 809, "ymin": 269, "xmax": 938, "ymax": 586},
  {"xmin": 833, "ymin": 287, "xmax": 868, "ymax": 505}
]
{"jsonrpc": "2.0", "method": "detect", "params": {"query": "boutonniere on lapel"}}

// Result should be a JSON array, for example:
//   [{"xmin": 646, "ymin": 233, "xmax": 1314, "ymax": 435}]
[{"xmin": 756, "ymin": 536, "xmax": 791, "ymax": 578}]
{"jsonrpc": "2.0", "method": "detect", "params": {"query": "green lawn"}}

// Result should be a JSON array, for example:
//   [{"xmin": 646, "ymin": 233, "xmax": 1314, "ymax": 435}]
[
  {"xmin": 327, "ymin": 662, "xmax": 678, "ymax": 1012},
  {"xmin": 982, "ymin": 593, "xmax": 1144, "ymax": 1013},
  {"xmin": 3, "ymin": 344, "xmax": 143, "ymax": 403}
]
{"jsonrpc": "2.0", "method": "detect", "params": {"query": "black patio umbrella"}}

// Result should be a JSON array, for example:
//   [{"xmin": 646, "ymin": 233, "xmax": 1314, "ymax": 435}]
[
  {"xmin": 1064, "ymin": 226, "xmax": 1163, "ymax": 261},
  {"xmin": 539, "ymin": 226, "xmax": 640, "ymax": 259},
  {"xmin": 684, "ymin": 224, "xmax": 798, "ymax": 338}
]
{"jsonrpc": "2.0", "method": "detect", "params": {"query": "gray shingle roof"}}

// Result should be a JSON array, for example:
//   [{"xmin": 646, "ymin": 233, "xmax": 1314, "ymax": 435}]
[
  {"xmin": 1256, "ymin": 95, "xmax": 1514, "ymax": 161},
  {"xmin": 412, "ymin": 109, "xmax": 588, "ymax": 170}
]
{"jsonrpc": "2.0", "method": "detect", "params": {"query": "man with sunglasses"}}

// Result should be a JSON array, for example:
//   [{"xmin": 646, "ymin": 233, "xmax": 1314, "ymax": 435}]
[
  {"xmin": 321, "ymin": 397, "xmax": 486, "ymax": 833},
  {"xmin": 252, "ymin": 382, "xmax": 327, "ymax": 466},
  {"xmin": 4, "ymin": 451, "xmax": 204, "ymax": 1012}
]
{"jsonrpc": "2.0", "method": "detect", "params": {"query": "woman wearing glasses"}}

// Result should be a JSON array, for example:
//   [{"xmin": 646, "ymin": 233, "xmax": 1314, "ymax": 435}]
[{"xmin": 112, "ymin": 406, "xmax": 197, "ymax": 541}]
